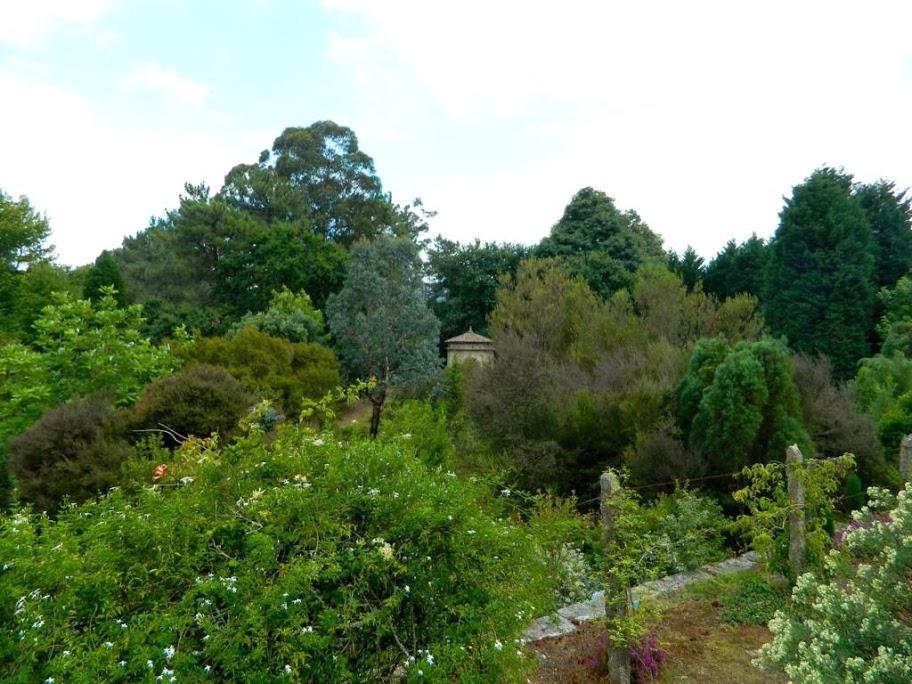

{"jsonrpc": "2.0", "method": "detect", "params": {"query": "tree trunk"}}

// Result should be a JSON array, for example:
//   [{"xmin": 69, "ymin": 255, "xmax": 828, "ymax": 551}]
[{"xmin": 369, "ymin": 388, "xmax": 386, "ymax": 439}]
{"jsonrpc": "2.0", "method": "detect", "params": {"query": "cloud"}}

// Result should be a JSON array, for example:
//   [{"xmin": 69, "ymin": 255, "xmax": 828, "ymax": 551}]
[
  {"xmin": 0, "ymin": 69, "xmax": 265, "ymax": 265},
  {"xmin": 324, "ymin": 1, "xmax": 912, "ymax": 258},
  {"xmin": 0, "ymin": 0, "xmax": 114, "ymax": 47},
  {"xmin": 120, "ymin": 62, "xmax": 212, "ymax": 113}
]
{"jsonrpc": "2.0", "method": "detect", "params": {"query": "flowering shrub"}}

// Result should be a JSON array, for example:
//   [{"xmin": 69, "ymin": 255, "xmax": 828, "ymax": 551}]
[
  {"xmin": 585, "ymin": 631, "xmax": 668, "ymax": 684},
  {"xmin": 629, "ymin": 633, "xmax": 668, "ymax": 683},
  {"xmin": 757, "ymin": 484, "xmax": 912, "ymax": 683},
  {"xmin": 0, "ymin": 425, "xmax": 551, "ymax": 682}
]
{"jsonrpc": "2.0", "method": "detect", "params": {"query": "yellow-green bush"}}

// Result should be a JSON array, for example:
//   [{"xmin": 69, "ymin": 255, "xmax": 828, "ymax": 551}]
[{"xmin": 178, "ymin": 326, "xmax": 340, "ymax": 416}]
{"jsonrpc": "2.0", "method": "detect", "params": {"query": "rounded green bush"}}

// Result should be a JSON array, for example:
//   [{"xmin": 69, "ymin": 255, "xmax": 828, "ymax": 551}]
[
  {"xmin": 179, "ymin": 327, "xmax": 341, "ymax": 417},
  {"xmin": 7, "ymin": 394, "xmax": 131, "ymax": 514},
  {"xmin": 130, "ymin": 364, "xmax": 256, "ymax": 447},
  {"xmin": 0, "ymin": 426, "xmax": 550, "ymax": 682}
]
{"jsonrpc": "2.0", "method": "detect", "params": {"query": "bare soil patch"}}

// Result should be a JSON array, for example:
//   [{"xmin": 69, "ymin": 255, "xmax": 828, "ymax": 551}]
[{"xmin": 531, "ymin": 597, "xmax": 786, "ymax": 684}]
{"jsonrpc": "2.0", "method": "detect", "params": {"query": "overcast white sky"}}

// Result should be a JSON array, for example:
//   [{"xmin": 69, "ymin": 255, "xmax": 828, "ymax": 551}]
[{"xmin": 2, "ymin": 0, "xmax": 912, "ymax": 265}]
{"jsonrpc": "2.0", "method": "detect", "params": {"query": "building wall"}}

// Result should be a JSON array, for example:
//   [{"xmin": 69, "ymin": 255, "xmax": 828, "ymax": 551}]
[{"xmin": 446, "ymin": 348, "xmax": 495, "ymax": 367}]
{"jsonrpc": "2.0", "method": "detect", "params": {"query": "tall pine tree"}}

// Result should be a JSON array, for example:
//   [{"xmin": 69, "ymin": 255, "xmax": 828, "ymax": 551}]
[
  {"xmin": 83, "ymin": 251, "xmax": 127, "ymax": 306},
  {"xmin": 765, "ymin": 168, "xmax": 874, "ymax": 379},
  {"xmin": 703, "ymin": 234, "xmax": 769, "ymax": 301},
  {"xmin": 856, "ymin": 180, "xmax": 912, "ymax": 289}
]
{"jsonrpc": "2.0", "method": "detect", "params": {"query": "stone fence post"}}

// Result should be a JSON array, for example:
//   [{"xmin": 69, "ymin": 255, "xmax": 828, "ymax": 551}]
[
  {"xmin": 785, "ymin": 444, "xmax": 806, "ymax": 579},
  {"xmin": 600, "ymin": 469, "xmax": 631, "ymax": 684},
  {"xmin": 900, "ymin": 435, "xmax": 912, "ymax": 483}
]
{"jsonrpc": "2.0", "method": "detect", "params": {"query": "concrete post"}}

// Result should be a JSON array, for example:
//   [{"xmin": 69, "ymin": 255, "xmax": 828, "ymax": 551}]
[
  {"xmin": 600, "ymin": 469, "xmax": 631, "ymax": 684},
  {"xmin": 785, "ymin": 444, "xmax": 806, "ymax": 580},
  {"xmin": 900, "ymin": 435, "xmax": 912, "ymax": 483}
]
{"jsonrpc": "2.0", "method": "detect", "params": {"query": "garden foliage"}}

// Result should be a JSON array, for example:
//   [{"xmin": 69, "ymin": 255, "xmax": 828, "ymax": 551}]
[
  {"xmin": 8, "ymin": 395, "xmax": 131, "ymax": 513},
  {"xmin": 732, "ymin": 454, "xmax": 854, "ymax": 577},
  {"xmin": 0, "ymin": 290, "xmax": 176, "ymax": 505},
  {"xmin": 0, "ymin": 425, "xmax": 552, "ymax": 683},
  {"xmin": 129, "ymin": 364, "xmax": 256, "ymax": 447},
  {"xmin": 227, "ymin": 287, "xmax": 327, "ymax": 344},
  {"xmin": 677, "ymin": 336, "xmax": 810, "ymax": 474},
  {"xmin": 178, "ymin": 326, "xmax": 340, "ymax": 417},
  {"xmin": 758, "ymin": 485, "xmax": 912, "ymax": 682}
]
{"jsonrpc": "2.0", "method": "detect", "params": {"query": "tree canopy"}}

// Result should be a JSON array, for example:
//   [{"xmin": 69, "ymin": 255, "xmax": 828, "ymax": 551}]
[
  {"xmin": 536, "ymin": 187, "xmax": 665, "ymax": 298},
  {"xmin": 427, "ymin": 237, "xmax": 528, "ymax": 341},
  {"xmin": 765, "ymin": 168, "xmax": 875, "ymax": 379},
  {"xmin": 327, "ymin": 237, "xmax": 440, "ymax": 437}
]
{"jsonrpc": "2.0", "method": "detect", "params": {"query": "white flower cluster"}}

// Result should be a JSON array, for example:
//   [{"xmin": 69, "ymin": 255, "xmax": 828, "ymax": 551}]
[
  {"xmin": 372, "ymin": 537, "xmax": 395, "ymax": 561},
  {"xmin": 756, "ymin": 483, "xmax": 912, "ymax": 682}
]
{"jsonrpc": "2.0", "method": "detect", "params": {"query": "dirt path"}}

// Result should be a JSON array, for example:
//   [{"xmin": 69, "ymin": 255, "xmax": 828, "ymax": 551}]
[{"xmin": 530, "ymin": 597, "xmax": 785, "ymax": 684}]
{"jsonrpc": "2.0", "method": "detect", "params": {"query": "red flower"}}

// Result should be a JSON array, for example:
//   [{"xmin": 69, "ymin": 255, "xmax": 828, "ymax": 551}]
[{"xmin": 152, "ymin": 464, "xmax": 169, "ymax": 481}]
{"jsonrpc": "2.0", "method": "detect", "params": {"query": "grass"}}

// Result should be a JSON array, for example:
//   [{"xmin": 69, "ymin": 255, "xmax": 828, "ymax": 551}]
[{"xmin": 683, "ymin": 570, "xmax": 790, "ymax": 625}]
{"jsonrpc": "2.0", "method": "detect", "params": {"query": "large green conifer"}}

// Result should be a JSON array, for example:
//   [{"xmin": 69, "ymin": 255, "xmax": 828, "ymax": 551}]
[{"xmin": 765, "ymin": 168, "xmax": 874, "ymax": 379}]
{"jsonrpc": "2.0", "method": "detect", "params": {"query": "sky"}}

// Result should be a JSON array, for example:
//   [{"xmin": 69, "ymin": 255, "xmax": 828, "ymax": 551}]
[{"xmin": 2, "ymin": 1, "xmax": 912, "ymax": 266}]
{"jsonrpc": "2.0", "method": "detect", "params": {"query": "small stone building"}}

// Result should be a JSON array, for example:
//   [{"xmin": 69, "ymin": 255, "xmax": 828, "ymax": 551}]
[{"xmin": 444, "ymin": 328, "xmax": 495, "ymax": 367}]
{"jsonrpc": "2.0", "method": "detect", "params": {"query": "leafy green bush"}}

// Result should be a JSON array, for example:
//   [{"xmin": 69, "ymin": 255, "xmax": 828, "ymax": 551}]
[
  {"xmin": 0, "ymin": 291, "xmax": 177, "ymax": 447},
  {"xmin": 227, "ymin": 287, "xmax": 326, "ymax": 343},
  {"xmin": 382, "ymin": 399, "xmax": 454, "ymax": 468},
  {"xmin": 0, "ymin": 291, "xmax": 176, "ymax": 505},
  {"xmin": 7, "ymin": 395, "xmax": 131, "ymax": 513},
  {"xmin": 640, "ymin": 488, "xmax": 729, "ymax": 574},
  {"xmin": 757, "ymin": 485, "xmax": 912, "ymax": 682},
  {"xmin": 678, "ymin": 336, "xmax": 811, "ymax": 475},
  {"xmin": 733, "ymin": 454, "xmax": 854, "ymax": 578},
  {"xmin": 178, "ymin": 326, "xmax": 340, "ymax": 416},
  {"xmin": 0, "ymin": 425, "xmax": 551, "ymax": 682},
  {"xmin": 876, "ymin": 388, "xmax": 912, "ymax": 455},
  {"xmin": 717, "ymin": 573, "xmax": 788, "ymax": 625},
  {"xmin": 130, "ymin": 364, "xmax": 256, "ymax": 447},
  {"xmin": 523, "ymin": 494, "xmax": 601, "ymax": 605}
]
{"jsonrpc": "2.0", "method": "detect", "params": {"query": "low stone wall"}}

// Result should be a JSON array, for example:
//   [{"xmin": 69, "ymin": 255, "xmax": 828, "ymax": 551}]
[{"xmin": 524, "ymin": 551, "xmax": 761, "ymax": 642}]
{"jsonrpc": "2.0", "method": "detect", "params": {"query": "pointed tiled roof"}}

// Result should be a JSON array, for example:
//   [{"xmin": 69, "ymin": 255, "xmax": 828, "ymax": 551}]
[{"xmin": 444, "ymin": 327, "xmax": 493, "ymax": 345}]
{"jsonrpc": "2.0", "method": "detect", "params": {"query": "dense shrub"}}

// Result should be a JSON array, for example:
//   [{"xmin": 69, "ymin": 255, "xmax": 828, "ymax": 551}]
[
  {"xmin": 178, "ymin": 326, "xmax": 340, "ymax": 416},
  {"xmin": 227, "ymin": 287, "xmax": 326, "ymax": 343},
  {"xmin": 130, "ymin": 364, "xmax": 256, "ymax": 447},
  {"xmin": 758, "ymin": 485, "xmax": 912, "ymax": 682},
  {"xmin": 467, "ymin": 260, "xmax": 762, "ymax": 496},
  {"xmin": 677, "ymin": 336, "xmax": 811, "ymax": 474},
  {"xmin": 625, "ymin": 419, "xmax": 706, "ymax": 488},
  {"xmin": 854, "ymin": 352, "xmax": 912, "ymax": 423},
  {"xmin": 640, "ymin": 488, "xmax": 729, "ymax": 574},
  {"xmin": 0, "ymin": 426, "xmax": 552, "ymax": 682},
  {"xmin": 381, "ymin": 400, "xmax": 454, "ymax": 468},
  {"xmin": 792, "ymin": 354, "xmax": 894, "ymax": 487},
  {"xmin": 7, "ymin": 395, "xmax": 131, "ymax": 513}
]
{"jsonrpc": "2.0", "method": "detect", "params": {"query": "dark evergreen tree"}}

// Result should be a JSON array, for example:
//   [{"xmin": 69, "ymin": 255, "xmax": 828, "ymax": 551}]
[
  {"xmin": 83, "ymin": 251, "xmax": 127, "ymax": 306},
  {"xmin": 703, "ymin": 234, "xmax": 769, "ymax": 301},
  {"xmin": 765, "ymin": 168, "xmax": 874, "ymax": 379},
  {"xmin": 855, "ymin": 180, "xmax": 912, "ymax": 289},
  {"xmin": 667, "ymin": 246, "xmax": 704, "ymax": 292},
  {"xmin": 677, "ymin": 337, "xmax": 811, "ymax": 473},
  {"xmin": 426, "ymin": 237, "xmax": 528, "ymax": 341},
  {"xmin": 536, "ymin": 187, "xmax": 665, "ymax": 298}
]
